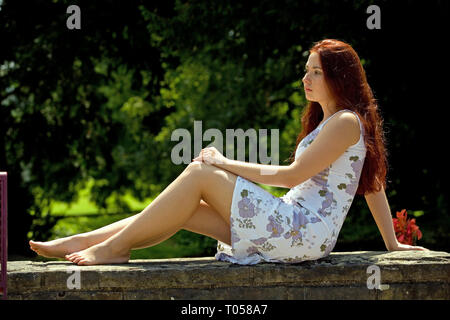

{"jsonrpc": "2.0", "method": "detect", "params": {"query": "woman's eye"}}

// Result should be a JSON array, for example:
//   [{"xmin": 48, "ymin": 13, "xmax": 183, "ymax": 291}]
[{"xmin": 304, "ymin": 69, "xmax": 321, "ymax": 75}]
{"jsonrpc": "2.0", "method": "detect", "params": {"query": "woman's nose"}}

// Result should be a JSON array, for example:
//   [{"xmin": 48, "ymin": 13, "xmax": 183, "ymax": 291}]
[{"xmin": 302, "ymin": 74, "xmax": 310, "ymax": 85}]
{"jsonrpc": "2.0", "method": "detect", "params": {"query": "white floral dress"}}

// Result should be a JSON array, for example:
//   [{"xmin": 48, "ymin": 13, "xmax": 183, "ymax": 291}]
[{"xmin": 215, "ymin": 109, "xmax": 367, "ymax": 265}]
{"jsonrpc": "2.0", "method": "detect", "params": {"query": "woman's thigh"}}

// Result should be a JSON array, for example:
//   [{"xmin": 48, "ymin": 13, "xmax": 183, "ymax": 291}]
[
  {"xmin": 187, "ymin": 162, "xmax": 238, "ymax": 225},
  {"xmin": 182, "ymin": 200, "xmax": 231, "ymax": 245},
  {"xmin": 136, "ymin": 163, "xmax": 237, "ymax": 249}
]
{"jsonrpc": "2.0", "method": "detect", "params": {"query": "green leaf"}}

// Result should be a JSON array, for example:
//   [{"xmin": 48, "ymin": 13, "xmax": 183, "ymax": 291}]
[{"xmin": 412, "ymin": 210, "xmax": 425, "ymax": 217}]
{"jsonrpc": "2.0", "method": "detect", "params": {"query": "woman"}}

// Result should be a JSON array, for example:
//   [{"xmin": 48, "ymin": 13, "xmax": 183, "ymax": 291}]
[{"xmin": 29, "ymin": 39, "xmax": 427, "ymax": 266}]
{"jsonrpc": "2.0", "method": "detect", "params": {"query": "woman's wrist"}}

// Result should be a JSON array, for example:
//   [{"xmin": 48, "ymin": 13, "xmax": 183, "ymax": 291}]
[
  {"xmin": 213, "ymin": 157, "xmax": 231, "ymax": 169},
  {"xmin": 386, "ymin": 240, "xmax": 399, "ymax": 251}
]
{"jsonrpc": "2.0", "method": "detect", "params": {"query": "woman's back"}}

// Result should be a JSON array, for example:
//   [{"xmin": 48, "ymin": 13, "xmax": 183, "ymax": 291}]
[{"xmin": 281, "ymin": 109, "xmax": 367, "ymax": 249}]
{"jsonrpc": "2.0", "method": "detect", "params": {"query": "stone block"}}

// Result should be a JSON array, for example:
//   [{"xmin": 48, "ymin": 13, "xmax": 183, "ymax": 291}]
[{"xmin": 6, "ymin": 251, "xmax": 450, "ymax": 300}]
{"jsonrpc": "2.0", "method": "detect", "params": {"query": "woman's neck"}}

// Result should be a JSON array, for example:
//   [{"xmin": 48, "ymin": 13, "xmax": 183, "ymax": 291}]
[{"xmin": 319, "ymin": 101, "xmax": 341, "ymax": 125}]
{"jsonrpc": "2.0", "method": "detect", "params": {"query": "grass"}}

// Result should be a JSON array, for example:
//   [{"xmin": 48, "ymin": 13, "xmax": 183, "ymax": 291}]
[{"xmin": 50, "ymin": 180, "xmax": 154, "ymax": 216}]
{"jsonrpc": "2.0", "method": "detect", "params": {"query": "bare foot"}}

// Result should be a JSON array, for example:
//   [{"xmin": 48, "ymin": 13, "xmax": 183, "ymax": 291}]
[
  {"xmin": 29, "ymin": 236, "xmax": 89, "ymax": 259},
  {"xmin": 65, "ymin": 242, "xmax": 130, "ymax": 266}
]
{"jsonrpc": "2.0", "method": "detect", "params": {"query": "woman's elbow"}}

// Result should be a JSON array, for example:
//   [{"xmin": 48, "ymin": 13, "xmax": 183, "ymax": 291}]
[
  {"xmin": 285, "ymin": 173, "xmax": 305, "ymax": 189},
  {"xmin": 283, "ymin": 166, "xmax": 305, "ymax": 188}
]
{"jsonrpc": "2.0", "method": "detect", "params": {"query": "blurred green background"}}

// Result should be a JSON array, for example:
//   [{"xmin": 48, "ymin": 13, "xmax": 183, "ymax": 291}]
[{"xmin": 0, "ymin": 0, "xmax": 448, "ymax": 261}]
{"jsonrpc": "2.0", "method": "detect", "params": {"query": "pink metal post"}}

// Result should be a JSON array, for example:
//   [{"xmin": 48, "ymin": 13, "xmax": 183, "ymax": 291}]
[{"xmin": 0, "ymin": 172, "xmax": 7, "ymax": 300}]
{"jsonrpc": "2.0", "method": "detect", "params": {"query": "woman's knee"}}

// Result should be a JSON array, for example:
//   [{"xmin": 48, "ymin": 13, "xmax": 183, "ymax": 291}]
[{"xmin": 186, "ymin": 161, "xmax": 214, "ymax": 176}]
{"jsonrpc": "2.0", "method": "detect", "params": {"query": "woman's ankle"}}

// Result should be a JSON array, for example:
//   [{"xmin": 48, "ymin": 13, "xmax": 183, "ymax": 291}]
[{"xmin": 71, "ymin": 233, "xmax": 93, "ymax": 249}]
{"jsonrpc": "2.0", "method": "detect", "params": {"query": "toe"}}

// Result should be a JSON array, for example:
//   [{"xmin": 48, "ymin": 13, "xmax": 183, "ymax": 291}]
[
  {"xmin": 77, "ymin": 259, "xmax": 87, "ymax": 266},
  {"xmin": 73, "ymin": 256, "xmax": 83, "ymax": 264},
  {"xmin": 66, "ymin": 253, "xmax": 77, "ymax": 259},
  {"xmin": 66, "ymin": 254, "xmax": 77, "ymax": 262},
  {"xmin": 68, "ymin": 256, "xmax": 78, "ymax": 264}
]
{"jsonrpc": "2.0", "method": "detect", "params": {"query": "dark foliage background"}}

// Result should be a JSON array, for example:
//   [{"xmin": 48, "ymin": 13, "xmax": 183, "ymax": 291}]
[{"xmin": 1, "ymin": 0, "xmax": 448, "ymax": 257}]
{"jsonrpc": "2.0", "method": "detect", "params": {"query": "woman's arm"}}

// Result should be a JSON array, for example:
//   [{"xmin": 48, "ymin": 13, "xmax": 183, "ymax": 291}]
[
  {"xmin": 364, "ymin": 187, "xmax": 428, "ymax": 251},
  {"xmin": 212, "ymin": 159, "xmax": 293, "ymax": 188},
  {"xmin": 192, "ymin": 145, "xmax": 293, "ymax": 188},
  {"xmin": 195, "ymin": 111, "xmax": 362, "ymax": 189},
  {"xmin": 364, "ymin": 188, "xmax": 399, "ymax": 251}
]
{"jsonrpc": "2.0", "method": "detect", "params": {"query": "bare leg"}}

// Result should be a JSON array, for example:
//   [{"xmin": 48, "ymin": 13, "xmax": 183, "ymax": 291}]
[
  {"xmin": 65, "ymin": 162, "xmax": 236, "ymax": 265},
  {"xmin": 29, "ymin": 216, "xmax": 136, "ymax": 258},
  {"xmin": 29, "ymin": 215, "xmax": 168, "ymax": 259},
  {"xmin": 29, "ymin": 199, "xmax": 231, "ymax": 258}
]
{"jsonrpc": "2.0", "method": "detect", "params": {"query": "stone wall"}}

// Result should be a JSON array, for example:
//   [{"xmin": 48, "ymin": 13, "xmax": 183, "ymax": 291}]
[{"xmin": 6, "ymin": 250, "xmax": 450, "ymax": 300}]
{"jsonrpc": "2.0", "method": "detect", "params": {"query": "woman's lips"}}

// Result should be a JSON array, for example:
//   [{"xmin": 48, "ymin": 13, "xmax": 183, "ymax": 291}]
[{"xmin": 305, "ymin": 87, "xmax": 312, "ymax": 92}]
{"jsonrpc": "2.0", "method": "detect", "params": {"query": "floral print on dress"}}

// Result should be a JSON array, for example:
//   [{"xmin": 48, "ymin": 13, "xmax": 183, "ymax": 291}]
[
  {"xmin": 251, "ymin": 237, "xmax": 268, "ymax": 245},
  {"xmin": 300, "ymin": 127, "xmax": 321, "ymax": 148},
  {"xmin": 246, "ymin": 246, "xmax": 259, "ymax": 255},
  {"xmin": 318, "ymin": 189, "xmax": 336, "ymax": 217},
  {"xmin": 215, "ymin": 109, "xmax": 367, "ymax": 265},
  {"xmin": 230, "ymin": 217, "xmax": 241, "ymax": 244},
  {"xmin": 344, "ymin": 155, "xmax": 364, "ymax": 195},
  {"xmin": 283, "ymin": 208, "xmax": 309, "ymax": 246},
  {"xmin": 266, "ymin": 214, "xmax": 285, "ymax": 238},
  {"xmin": 248, "ymin": 237, "xmax": 277, "ymax": 253},
  {"xmin": 237, "ymin": 191, "xmax": 257, "ymax": 218},
  {"xmin": 311, "ymin": 167, "xmax": 330, "ymax": 188},
  {"xmin": 320, "ymin": 230, "xmax": 338, "ymax": 256}
]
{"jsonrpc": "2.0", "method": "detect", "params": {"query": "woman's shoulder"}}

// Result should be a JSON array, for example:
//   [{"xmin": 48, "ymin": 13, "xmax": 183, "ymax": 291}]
[
  {"xmin": 336, "ymin": 109, "xmax": 361, "ymax": 122},
  {"xmin": 323, "ymin": 110, "xmax": 361, "ymax": 145}
]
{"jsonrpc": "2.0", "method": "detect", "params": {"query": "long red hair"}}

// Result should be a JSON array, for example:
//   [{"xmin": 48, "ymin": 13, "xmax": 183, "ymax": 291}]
[{"xmin": 288, "ymin": 39, "xmax": 388, "ymax": 195}]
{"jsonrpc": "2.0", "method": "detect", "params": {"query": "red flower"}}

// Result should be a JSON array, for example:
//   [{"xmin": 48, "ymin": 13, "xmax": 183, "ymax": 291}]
[{"xmin": 392, "ymin": 209, "xmax": 423, "ymax": 245}]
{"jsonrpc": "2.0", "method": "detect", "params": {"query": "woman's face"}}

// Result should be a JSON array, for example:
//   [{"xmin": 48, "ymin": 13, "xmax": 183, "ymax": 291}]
[{"xmin": 302, "ymin": 52, "xmax": 332, "ymax": 104}]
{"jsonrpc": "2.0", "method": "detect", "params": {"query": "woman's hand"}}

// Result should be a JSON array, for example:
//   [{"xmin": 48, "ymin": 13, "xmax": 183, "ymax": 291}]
[
  {"xmin": 192, "ymin": 147, "xmax": 228, "ymax": 166},
  {"xmin": 388, "ymin": 241, "xmax": 429, "ymax": 252}
]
